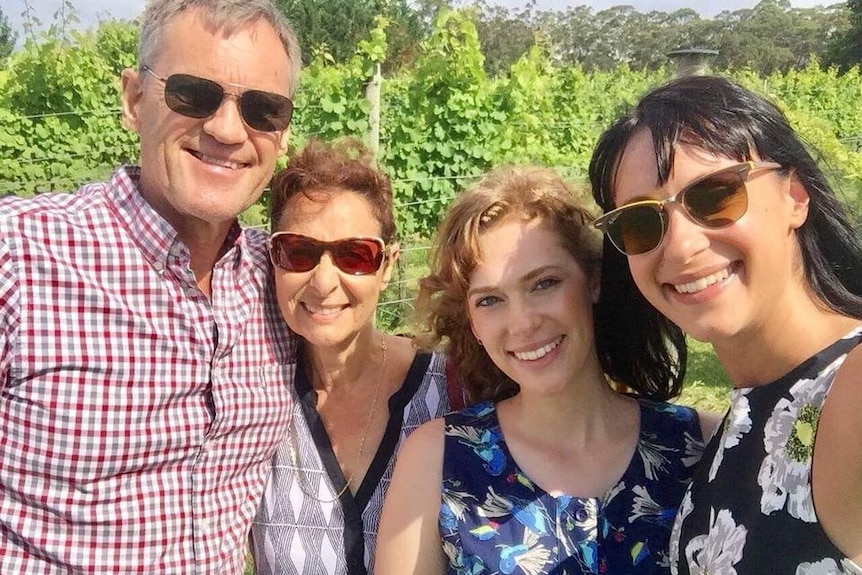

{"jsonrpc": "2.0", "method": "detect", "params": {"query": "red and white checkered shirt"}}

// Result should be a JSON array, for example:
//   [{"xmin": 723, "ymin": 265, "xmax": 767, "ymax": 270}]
[{"xmin": 0, "ymin": 167, "xmax": 296, "ymax": 574}]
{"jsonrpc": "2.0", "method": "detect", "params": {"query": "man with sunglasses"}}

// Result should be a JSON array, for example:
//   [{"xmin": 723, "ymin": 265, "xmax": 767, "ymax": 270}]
[{"xmin": 0, "ymin": 0, "xmax": 301, "ymax": 572}]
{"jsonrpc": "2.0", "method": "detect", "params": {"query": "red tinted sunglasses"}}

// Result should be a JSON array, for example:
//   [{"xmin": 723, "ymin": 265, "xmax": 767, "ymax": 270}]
[{"xmin": 268, "ymin": 232, "xmax": 388, "ymax": 275}]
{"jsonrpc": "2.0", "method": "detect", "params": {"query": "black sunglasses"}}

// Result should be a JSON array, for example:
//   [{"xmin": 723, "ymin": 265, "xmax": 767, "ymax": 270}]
[
  {"xmin": 268, "ymin": 232, "xmax": 388, "ymax": 275},
  {"xmin": 593, "ymin": 161, "xmax": 784, "ymax": 256},
  {"xmin": 142, "ymin": 66, "xmax": 294, "ymax": 132}
]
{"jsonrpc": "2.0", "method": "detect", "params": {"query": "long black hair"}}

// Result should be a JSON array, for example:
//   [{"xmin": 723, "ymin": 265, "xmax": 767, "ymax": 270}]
[{"xmin": 589, "ymin": 75, "xmax": 862, "ymax": 396}]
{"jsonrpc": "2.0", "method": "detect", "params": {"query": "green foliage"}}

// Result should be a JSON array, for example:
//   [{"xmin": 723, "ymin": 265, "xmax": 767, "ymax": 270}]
[
  {"xmin": 0, "ymin": 21, "xmax": 139, "ymax": 196},
  {"xmin": 0, "ymin": 5, "xmax": 17, "ymax": 64},
  {"xmin": 733, "ymin": 63, "xmax": 862, "ymax": 211},
  {"xmin": 541, "ymin": 0, "xmax": 844, "ymax": 75},
  {"xmin": 826, "ymin": 0, "xmax": 862, "ymax": 73},
  {"xmin": 293, "ymin": 46, "xmax": 372, "ymax": 143},
  {"xmin": 0, "ymin": 7, "xmax": 859, "ymax": 250},
  {"xmin": 382, "ymin": 9, "xmax": 498, "ymax": 237},
  {"xmin": 274, "ymin": 0, "xmax": 421, "ymax": 71},
  {"xmin": 471, "ymin": 0, "xmax": 539, "ymax": 76},
  {"xmin": 276, "ymin": 0, "xmax": 379, "ymax": 64}
]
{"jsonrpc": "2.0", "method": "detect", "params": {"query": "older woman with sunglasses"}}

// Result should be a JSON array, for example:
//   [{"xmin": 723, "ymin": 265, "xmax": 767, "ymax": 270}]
[
  {"xmin": 250, "ymin": 138, "xmax": 451, "ymax": 575},
  {"xmin": 590, "ymin": 75, "xmax": 862, "ymax": 573}
]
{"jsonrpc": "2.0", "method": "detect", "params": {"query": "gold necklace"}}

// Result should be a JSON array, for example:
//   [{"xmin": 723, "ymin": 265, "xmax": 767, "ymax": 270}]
[{"xmin": 287, "ymin": 334, "xmax": 387, "ymax": 503}]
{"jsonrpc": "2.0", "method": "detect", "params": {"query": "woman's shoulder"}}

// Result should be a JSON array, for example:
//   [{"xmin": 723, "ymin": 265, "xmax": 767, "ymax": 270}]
[
  {"xmin": 402, "ymin": 346, "xmax": 468, "ymax": 414},
  {"xmin": 390, "ymin": 338, "xmax": 444, "ymax": 383},
  {"xmin": 637, "ymin": 397, "xmax": 697, "ymax": 424},
  {"xmin": 401, "ymin": 416, "xmax": 446, "ymax": 457},
  {"xmin": 636, "ymin": 398, "xmax": 720, "ymax": 444},
  {"xmin": 444, "ymin": 400, "xmax": 496, "ymax": 426},
  {"xmin": 389, "ymin": 338, "xmax": 438, "ymax": 390}
]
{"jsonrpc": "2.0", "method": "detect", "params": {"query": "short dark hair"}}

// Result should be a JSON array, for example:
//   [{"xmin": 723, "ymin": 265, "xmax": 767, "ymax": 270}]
[
  {"xmin": 269, "ymin": 138, "xmax": 396, "ymax": 244},
  {"xmin": 589, "ymin": 75, "xmax": 862, "ymax": 393}
]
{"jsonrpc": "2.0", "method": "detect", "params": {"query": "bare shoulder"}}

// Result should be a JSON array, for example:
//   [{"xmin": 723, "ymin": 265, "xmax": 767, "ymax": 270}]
[
  {"xmin": 812, "ymin": 340, "xmax": 862, "ymax": 561},
  {"xmin": 389, "ymin": 333, "xmax": 418, "ymax": 356},
  {"xmin": 400, "ymin": 418, "xmax": 445, "ymax": 463},
  {"xmin": 376, "ymin": 417, "xmax": 447, "ymax": 575},
  {"xmin": 823, "ymin": 342, "xmax": 862, "ymax": 459},
  {"xmin": 386, "ymin": 333, "xmax": 420, "ymax": 374},
  {"xmin": 387, "ymin": 416, "xmax": 445, "ymax": 504},
  {"xmin": 383, "ymin": 416, "xmax": 445, "ymax": 516},
  {"xmin": 826, "ymin": 342, "xmax": 862, "ymax": 442}
]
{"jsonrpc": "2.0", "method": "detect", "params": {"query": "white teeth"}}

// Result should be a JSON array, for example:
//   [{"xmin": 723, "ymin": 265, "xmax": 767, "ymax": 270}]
[
  {"xmin": 513, "ymin": 338, "xmax": 561, "ymax": 361},
  {"xmin": 674, "ymin": 268, "xmax": 730, "ymax": 294},
  {"xmin": 195, "ymin": 152, "xmax": 244, "ymax": 170},
  {"xmin": 304, "ymin": 303, "xmax": 341, "ymax": 316}
]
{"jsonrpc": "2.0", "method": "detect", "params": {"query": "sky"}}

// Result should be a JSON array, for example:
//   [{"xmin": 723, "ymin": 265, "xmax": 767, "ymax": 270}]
[{"xmin": 1, "ymin": 0, "xmax": 836, "ymax": 41}]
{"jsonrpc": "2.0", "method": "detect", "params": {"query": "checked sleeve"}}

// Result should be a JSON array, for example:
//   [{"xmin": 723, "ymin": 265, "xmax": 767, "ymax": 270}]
[{"xmin": 0, "ymin": 233, "xmax": 20, "ymax": 395}]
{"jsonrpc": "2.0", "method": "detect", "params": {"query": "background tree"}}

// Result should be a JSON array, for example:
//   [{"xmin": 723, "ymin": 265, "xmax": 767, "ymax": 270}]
[
  {"xmin": 276, "ymin": 0, "xmax": 377, "ymax": 63},
  {"xmin": 471, "ymin": 0, "xmax": 539, "ymax": 75},
  {"xmin": 626, "ymin": 9, "xmax": 702, "ymax": 69},
  {"xmin": 827, "ymin": 0, "xmax": 862, "ymax": 72},
  {"xmin": 541, "ymin": 6, "xmax": 601, "ymax": 67},
  {"xmin": 378, "ymin": 0, "xmax": 425, "ymax": 70},
  {"xmin": 549, "ymin": 5, "xmax": 684, "ymax": 70},
  {"xmin": 270, "ymin": 0, "xmax": 847, "ymax": 75},
  {"xmin": 0, "ymin": 5, "xmax": 18, "ymax": 63},
  {"xmin": 275, "ymin": 0, "xmax": 422, "ymax": 69},
  {"xmin": 707, "ymin": 0, "xmax": 844, "ymax": 73},
  {"xmin": 544, "ymin": 0, "xmax": 845, "ymax": 73}
]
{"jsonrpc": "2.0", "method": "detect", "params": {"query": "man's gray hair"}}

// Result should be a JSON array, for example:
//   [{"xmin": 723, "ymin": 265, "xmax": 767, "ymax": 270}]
[{"xmin": 138, "ymin": 0, "xmax": 302, "ymax": 96}]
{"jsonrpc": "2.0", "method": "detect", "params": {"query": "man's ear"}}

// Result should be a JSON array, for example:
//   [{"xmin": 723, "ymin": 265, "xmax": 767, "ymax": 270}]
[
  {"xmin": 380, "ymin": 243, "xmax": 400, "ymax": 290},
  {"xmin": 120, "ymin": 68, "xmax": 144, "ymax": 134},
  {"xmin": 278, "ymin": 127, "xmax": 290, "ymax": 157}
]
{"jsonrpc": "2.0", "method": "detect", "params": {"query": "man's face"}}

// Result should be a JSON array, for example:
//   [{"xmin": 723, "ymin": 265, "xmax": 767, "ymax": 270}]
[{"xmin": 121, "ymin": 8, "xmax": 292, "ymax": 239}]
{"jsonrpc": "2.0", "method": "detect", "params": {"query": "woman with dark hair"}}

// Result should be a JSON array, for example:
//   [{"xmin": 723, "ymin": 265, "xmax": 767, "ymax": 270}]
[
  {"xmin": 375, "ymin": 166, "xmax": 718, "ymax": 574},
  {"xmin": 250, "ymin": 138, "xmax": 451, "ymax": 574},
  {"xmin": 589, "ymin": 75, "xmax": 862, "ymax": 573}
]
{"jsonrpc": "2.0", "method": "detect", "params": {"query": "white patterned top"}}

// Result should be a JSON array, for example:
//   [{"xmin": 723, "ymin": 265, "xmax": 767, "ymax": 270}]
[{"xmin": 251, "ymin": 350, "xmax": 450, "ymax": 575}]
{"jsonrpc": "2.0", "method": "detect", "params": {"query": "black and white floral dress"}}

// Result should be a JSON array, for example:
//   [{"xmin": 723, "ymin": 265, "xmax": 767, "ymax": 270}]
[{"xmin": 670, "ymin": 327, "xmax": 862, "ymax": 575}]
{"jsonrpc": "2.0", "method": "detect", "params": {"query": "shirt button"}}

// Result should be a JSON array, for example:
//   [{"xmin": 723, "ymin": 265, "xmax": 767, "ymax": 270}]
[{"xmin": 575, "ymin": 508, "xmax": 590, "ymax": 522}]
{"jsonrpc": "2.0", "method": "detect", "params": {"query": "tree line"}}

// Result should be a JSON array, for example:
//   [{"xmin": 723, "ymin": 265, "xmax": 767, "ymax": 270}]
[
  {"xmin": 2, "ymin": 0, "xmax": 859, "ymax": 76},
  {"xmin": 275, "ymin": 0, "xmax": 859, "ymax": 75}
]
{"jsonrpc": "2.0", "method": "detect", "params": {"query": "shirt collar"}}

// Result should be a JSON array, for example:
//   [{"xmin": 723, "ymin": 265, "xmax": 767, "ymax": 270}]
[{"xmin": 107, "ymin": 166, "xmax": 246, "ymax": 272}]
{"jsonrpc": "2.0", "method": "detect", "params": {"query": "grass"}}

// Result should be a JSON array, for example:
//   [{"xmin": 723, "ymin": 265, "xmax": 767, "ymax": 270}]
[{"xmin": 677, "ymin": 337, "xmax": 733, "ymax": 414}]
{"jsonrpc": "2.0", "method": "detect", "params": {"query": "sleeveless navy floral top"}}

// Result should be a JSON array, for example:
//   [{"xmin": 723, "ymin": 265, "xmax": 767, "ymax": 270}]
[
  {"xmin": 439, "ymin": 399, "xmax": 706, "ymax": 575},
  {"xmin": 670, "ymin": 328, "xmax": 862, "ymax": 575}
]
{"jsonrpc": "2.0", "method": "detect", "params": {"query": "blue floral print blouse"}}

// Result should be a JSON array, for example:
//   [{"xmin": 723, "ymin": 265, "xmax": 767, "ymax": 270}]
[{"xmin": 439, "ymin": 399, "xmax": 706, "ymax": 575}]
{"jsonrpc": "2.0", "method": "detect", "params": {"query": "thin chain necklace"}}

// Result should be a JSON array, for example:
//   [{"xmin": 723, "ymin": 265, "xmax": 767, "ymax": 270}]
[{"xmin": 287, "ymin": 334, "xmax": 387, "ymax": 503}]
